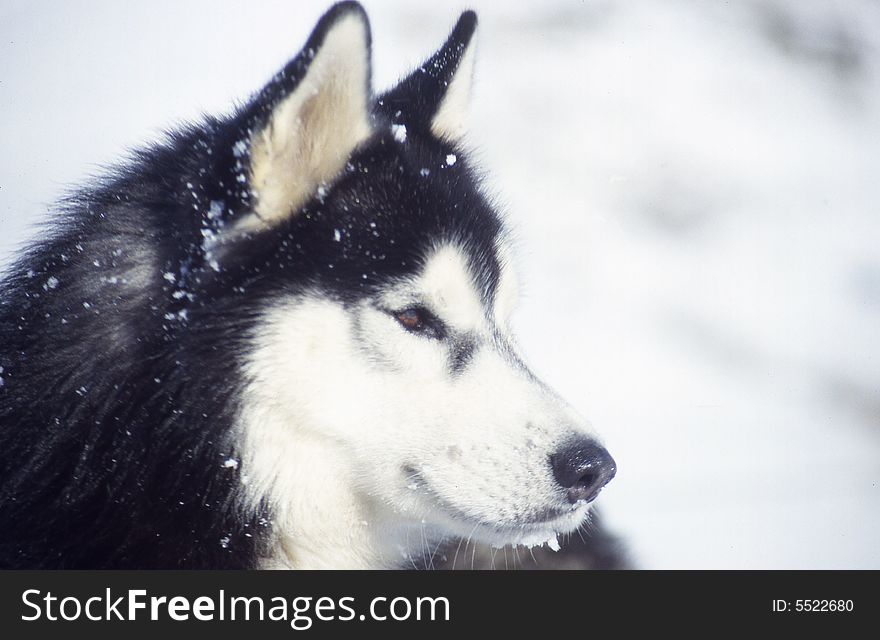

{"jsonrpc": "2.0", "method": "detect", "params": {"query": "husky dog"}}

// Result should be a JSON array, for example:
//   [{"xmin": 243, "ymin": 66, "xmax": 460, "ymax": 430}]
[{"xmin": 0, "ymin": 2, "xmax": 618, "ymax": 569}]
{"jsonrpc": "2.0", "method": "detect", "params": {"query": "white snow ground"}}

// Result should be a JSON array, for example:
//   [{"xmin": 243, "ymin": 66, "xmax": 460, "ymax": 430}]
[{"xmin": 1, "ymin": 0, "xmax": 878, "ymax": 568}]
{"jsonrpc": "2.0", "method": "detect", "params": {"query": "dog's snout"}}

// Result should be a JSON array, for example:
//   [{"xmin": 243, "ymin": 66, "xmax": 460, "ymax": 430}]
[{"xmin": 550, "ymin": 438, "xmax": 616, "ymax": 504}]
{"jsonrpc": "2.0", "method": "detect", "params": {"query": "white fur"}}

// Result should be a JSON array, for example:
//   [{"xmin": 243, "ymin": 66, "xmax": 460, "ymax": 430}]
[
  {"xmin": 237, "ymin": 243, "xmax": 599, "ymax": 569},
  {"xmin": 493, "ymin": 241, "xmax": 519, "ymax": 324},
  {"xmin": 381, "ymin": 245, "xmax": 485, "ymax": 330},
  {"xmin": 430, "ymin": 38, "xmax": 476, "ymax": 142},
  {"xmin": 236, "ymin": 13, "xmax": 373, "ymax": 233}
]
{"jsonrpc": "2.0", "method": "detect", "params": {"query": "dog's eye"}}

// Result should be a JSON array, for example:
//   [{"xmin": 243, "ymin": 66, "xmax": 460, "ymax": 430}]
[{"xmin": 394, "ymin": 306, "xmax": 445, "ymax": 340}]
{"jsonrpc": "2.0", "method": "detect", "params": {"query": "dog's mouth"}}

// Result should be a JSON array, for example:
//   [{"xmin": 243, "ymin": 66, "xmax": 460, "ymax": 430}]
[{"xmin": 402, "ymin": 467, "xmax": 590, "ymax": 551}]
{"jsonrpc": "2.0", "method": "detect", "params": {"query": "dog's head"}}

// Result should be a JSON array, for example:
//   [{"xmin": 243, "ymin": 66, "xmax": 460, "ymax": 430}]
[{"xmin": 195, "ymin": 3, "xmax": 615, "ymax": 564}]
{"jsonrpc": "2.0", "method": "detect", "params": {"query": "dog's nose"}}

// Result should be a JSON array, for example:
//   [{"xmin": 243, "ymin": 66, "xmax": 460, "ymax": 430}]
[{"xmin": 550, "ymin": 438, "xmax": 617, "ymax": 504}]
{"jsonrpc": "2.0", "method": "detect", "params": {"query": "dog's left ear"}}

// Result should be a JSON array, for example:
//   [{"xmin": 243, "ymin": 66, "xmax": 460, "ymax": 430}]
[
  {"xmin": 378, "ymin": 11, "xmax": 477, "ymax": 143},
  {"xmin": 236, "ymin": 2, "xmax": 373, "ymax": 233}
]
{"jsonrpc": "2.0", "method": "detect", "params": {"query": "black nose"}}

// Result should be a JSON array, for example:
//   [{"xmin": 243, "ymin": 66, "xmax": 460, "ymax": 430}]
[{"xmin": 550, "ymin": 438, "xmax": 617, "ymax": 504}]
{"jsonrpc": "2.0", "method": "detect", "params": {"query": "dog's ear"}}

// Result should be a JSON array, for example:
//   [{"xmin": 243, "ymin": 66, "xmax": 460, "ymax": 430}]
[
  {"xmin": 378, "ymin": 11, "xmax": 477, "ymax": 143},
  {"xmin": 235, "ymin": 2, "xmax": 373, "ymax": 233}
]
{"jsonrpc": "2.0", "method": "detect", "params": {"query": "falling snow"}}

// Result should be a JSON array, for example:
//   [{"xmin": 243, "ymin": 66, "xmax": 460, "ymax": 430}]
[
  {"xmin": 0, "ymin": 0, "xmax": 877, "ymax": 571},
  {"xmin": 207, "ymin": 200, "xmax": 223, "ymax": 221},
  {"xmin": 232, "ymin": 139, "xmax": 248, "ymax": 158},
  {"xmin": 391, "ymin": 123, "xmax": 407, "ymax": 142}
]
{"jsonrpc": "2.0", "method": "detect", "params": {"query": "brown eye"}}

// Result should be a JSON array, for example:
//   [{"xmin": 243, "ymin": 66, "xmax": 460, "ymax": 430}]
[
  {"xmin": 397, "ymin": 308, "xmax": 423, "ymax": 331},
  {"xmin": 393, "ymin": 306, "xmax": 446, "ymax": 340}
]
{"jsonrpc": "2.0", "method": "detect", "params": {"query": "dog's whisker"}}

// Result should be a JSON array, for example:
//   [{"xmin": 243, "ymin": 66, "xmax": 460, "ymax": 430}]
[
  {"xmin": 451, "ymin": 536, "xmax": 466, "ymax": 571},
  {"xmin": 527, "ymin": 545, "xmax": 537, "ymax": 567}
]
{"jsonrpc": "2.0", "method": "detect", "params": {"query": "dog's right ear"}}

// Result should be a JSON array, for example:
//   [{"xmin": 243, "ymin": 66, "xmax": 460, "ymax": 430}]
[
  {"xmin": 378, "ymin": 11, "xmax": 478, "ymax": 143},
  {"xmin": 234, "ymin": 2, "xmax": 373, "ymax": 234}
]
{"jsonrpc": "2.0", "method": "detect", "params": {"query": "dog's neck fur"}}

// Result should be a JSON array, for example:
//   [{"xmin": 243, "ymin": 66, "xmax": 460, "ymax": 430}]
[{"xmin": 246, "ymin": 425, "xmax": 420, "ymax": 570}]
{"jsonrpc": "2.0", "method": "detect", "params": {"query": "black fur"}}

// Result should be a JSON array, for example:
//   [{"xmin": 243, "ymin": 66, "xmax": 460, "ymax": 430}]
[{"xmin": 0, "ymin": 3, "xmax": 626, "ymax": 569}]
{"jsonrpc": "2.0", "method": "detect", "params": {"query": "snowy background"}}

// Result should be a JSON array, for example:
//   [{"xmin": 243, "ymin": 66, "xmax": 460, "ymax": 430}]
[{"xmin": 1, "ymin": 0, "xmax": 878, "ymax": 568}]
